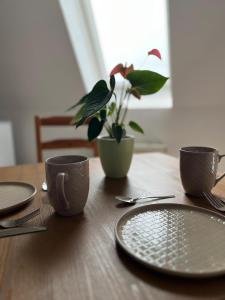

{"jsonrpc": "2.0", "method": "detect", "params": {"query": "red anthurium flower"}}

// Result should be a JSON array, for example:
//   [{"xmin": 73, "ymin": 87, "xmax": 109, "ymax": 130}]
[
  {"xmin": 123, "ymin": 64, "xmax": 134, "ymax": 77},
  {"xmin": 148, "ymin": 49, "xmax": 161, "ymax": 60},
  {"xmin": 110, "ymin": 64, "xmax": 123, "ymax": 76},
  {"xmin": 110, "ymin": 64, "xmax": 134, "ymax": 77}
]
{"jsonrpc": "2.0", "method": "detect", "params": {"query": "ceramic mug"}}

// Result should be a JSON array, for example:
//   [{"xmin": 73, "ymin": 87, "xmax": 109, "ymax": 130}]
[
  {"xmin": 180, "ymin": 146, "xmax": 225, "ymax": 197},
  {"xmin": 45, "ymin": 155, "xmax": 89, "ymax": 216}
]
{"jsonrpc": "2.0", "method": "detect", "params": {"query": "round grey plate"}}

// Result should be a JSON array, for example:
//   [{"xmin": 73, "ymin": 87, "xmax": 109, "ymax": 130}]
[
  {"xmin": 0, "ymin": 181, "xmax": 37, "ymax": 214},
  {"xmin": 115, "ymin": 203, "xmax": 225, "ymax": 278}
]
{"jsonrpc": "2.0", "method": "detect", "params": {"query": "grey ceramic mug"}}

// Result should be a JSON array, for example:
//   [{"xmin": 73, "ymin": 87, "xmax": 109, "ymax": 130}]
[
  {"xmin": 180, "ymin": 146, "xmax": 225, "ymax": 197},
  {"xmin": 45, "ymin": 155, "xmax": 89, "ymax": 216}
]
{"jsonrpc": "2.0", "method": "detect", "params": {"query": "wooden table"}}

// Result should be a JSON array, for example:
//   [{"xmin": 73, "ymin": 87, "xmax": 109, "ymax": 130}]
[{"xmin": 0, "ymin": 153, "xmax": 225, "ymax": 300}]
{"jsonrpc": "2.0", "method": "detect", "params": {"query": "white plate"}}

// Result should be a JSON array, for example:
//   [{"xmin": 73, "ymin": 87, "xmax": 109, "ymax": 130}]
[
  {"xmin": 115, "ymin": 203, "xmax": 225, "ymax": 278},
  {"xmin": 0, "ymin": 181, "xmax": 37, "ymax": 214}
]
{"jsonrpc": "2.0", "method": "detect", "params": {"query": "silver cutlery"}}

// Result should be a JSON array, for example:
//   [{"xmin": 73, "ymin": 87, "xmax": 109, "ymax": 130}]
[
  {"xmin": 203, "ymin": 192, "xmax": 225, "ymax": 211},
  {"xmin": 42, "ymin": 181, "xmax": 48, "ymax": 192},
  {"xmin": 0, "ymin": 226, "xmax": 47, "ymax": 238},
  {"xmin": 115, "ymin": 194, "xmax": 175, "ymax": 204},
  {"xmin": 0, "ymin": 208, "xmax": 40, "ymax": 228}
]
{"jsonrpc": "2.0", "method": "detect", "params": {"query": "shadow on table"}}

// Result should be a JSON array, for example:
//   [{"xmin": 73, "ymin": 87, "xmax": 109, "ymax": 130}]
[
  {"xmin": 185, "ymin": 194, "xmax": 219, "ymax": 211},
  {"xmin": 100, "ymin": 177, "xmax": 130, "ymax": 196},
  {"xmin": 98, "ymin": 177, "xmax": 132, "ymax": 207},
  {"xmin": 99, "ymin": 177, "xmax": 151, "ymax": 208},
  {"xmin": 116, "ymin": 244, "xmax": 225, "ymax": 299},
  {"xmin": 22, "ymin": 209, "xmax": 88, "ymax": 271}
]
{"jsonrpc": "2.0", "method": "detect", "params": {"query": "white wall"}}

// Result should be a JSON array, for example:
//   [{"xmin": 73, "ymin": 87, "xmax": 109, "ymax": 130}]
[
  {"xmin": 0, "ymin": 0, "xmax": 85, "ymax": 163},
  {"xmin": 131, "ymin": 0, "xmax": 225, "ymax": 157},
  {"xmin": 0, "ymin": 122, "xmax": 15, "ymax": 166},
  {"xmin": 0, "ymin": 0, "xmax": 225, "ymax": 164}
]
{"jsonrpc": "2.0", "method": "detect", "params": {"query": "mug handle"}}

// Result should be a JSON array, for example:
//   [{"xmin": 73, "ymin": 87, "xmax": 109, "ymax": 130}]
[
  {"xmin": 215, "ymin": 154, "xmax": 225, "ymax": 184},
  {"xmin": 56, "ymin": 172, "xmax": 70, "ymax": 210}
]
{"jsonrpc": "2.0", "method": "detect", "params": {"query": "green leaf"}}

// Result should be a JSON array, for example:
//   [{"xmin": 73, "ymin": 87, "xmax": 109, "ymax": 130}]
[
  {"xmin": 71, "ymin": 105, "xmax": 85, "ymax": 124},
  {"xmin": 67, "ymin": 93, "xmax": 89, "ymax": 111},
  {"xmin": 110, "ymin": 75, "xmax": 116, "ymax": 89},
  {"xmin": 129, "ymin": 121, "xmax": 144, "ymax": 134},
  {"xmin": 72, "ymin": 76, "xmax": 115, "ymax": 127},
  {"xmin": 126, "ymin": 70, "xmax": 168, "ymax": 95},
  {"xmin": 88, "ymin": 117, "xmax": 104, "ymax": 141},
  {"xmin": 76, "ymin": 116, "xmax": 86, "ymax": 127},
  {"xmin": 112, "ymin": 123, "xmax": 124, "ymax": 143},
  {"xmin": 107, "ymin": 102, "xmax": 116, "ymax": 116},
  {"xmin": 100, "ymin": 108, "xmax": 107, "ymax": 121}
]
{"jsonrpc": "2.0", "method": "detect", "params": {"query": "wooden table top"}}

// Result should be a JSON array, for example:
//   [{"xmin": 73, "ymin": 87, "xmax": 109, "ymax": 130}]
[{"xmin": 0, "ymin": 153, "xmax": 225, "ymax": 300}]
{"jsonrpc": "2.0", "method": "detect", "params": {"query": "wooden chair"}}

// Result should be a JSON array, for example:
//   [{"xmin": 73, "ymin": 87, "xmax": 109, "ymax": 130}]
[{"xmin": 35, "ymin": 116, "xmax": 98, "ymax": 162}]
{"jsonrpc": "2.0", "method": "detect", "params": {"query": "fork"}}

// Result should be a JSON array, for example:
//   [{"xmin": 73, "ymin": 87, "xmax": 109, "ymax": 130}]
[
  {"xmin": 202, "ymin": 192, "xmax": 225, "ymax": 211},
  {"xmin": 115, "ymin": 194, "xmax": 175, "ymax": 204},
  {"xmin": 0, "ymin": 208, "xmax": 40, "ymax": 228}
]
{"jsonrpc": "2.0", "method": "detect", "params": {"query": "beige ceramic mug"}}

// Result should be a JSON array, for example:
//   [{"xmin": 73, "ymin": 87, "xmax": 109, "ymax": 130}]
[
  {"xmin": 180, "ymin": 146, "xmax": 225, "ymax": 197},
  {"xmin": 45, "ymin": 155, "xmax": 89, "ymax": 216}
]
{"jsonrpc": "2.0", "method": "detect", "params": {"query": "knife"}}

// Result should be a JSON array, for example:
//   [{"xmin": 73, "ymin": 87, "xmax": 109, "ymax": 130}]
[{"xmin": 0, "ymin": 226, "xmax": 47, "ymax": 238}]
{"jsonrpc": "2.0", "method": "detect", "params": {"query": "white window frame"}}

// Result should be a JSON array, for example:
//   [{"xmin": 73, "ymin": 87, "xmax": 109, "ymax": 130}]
[{"xmin": 58, "ymin": 0, "xmax": 172, "ymax": 109}]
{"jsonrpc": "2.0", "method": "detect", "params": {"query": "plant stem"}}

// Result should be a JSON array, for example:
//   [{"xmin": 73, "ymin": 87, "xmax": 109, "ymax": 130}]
[
  {"xmin": 113, "ymin": 92, "xmax": 118, "ymax": 113},
  {"xmin": 110, "ymin": 114, "xmax": 115, "ymax": 124},
  {"xmin": 104, "ymin": 122, "xmax": 112, "ymax": 137},
  {"xmin": 115, "ymin": 61, "xmax": 128, "ymax": 125},
  {"xmin": 116, "ymin": 80, "xmax": 127, "ymax": 124},
  {"xmin": 115, "ymin": 104, "xmax": 122, "ymax": 124},
  {"xmin": 119, "ymin": 78, "xmax": 126, "ymax": 107},
  {"xmin": 120, "ymin": 93, "xmax": 131, "ymax": 124}
]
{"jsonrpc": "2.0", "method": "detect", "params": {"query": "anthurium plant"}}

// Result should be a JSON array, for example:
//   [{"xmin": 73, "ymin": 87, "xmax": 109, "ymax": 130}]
[{"xmin": 69, "ymin": 49, "xmax": 168, "ymax": 143}]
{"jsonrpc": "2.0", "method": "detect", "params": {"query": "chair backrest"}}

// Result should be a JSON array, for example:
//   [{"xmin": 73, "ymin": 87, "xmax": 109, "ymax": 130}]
[{"xmin": 35, "ymin": 116, "xmax": 98, "ymax": 162}]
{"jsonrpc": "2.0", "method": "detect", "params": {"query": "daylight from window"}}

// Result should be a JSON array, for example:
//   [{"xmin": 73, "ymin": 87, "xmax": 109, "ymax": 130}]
[{"xmin": 90, "ymin": 0, "xmax": 172, "ymax": 108}]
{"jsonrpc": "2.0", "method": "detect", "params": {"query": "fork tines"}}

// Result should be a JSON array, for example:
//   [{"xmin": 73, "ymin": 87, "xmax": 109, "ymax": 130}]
[{"xmin": 203, "ymin": 192, "xmax": 225, "ymax": 211}]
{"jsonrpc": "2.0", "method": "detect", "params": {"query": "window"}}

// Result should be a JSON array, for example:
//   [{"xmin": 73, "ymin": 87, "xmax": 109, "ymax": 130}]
[{"xmin": 59, "ymin": 0, "xmax": 172, "ymax": 108}]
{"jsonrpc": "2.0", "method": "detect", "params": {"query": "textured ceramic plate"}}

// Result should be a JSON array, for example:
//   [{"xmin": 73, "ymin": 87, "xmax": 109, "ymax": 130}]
[
  {"xmin": 115, "ymin": 203, "xmax": 225, "ymax": 278},
  {"xmin": 0, "ymin": 182, "xmax": 37, "ymax": 214}
]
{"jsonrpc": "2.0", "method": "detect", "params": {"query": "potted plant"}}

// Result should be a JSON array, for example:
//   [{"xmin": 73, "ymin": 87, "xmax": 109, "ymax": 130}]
[{"xmin": 69, "ymin": 49, "xmax": 168, "ymax": 178}]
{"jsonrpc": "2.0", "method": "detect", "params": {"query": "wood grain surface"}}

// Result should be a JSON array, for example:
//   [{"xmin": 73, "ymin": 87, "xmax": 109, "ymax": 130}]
[{"xmin": 0, "ymin": 153, "xmax": 225, "ymax": 300}]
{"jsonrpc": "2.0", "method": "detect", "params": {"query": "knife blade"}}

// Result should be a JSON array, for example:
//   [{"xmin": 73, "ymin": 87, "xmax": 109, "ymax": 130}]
[{"xmin": 0, "ymin": 226, "xmax": 47, "ymax": 238}]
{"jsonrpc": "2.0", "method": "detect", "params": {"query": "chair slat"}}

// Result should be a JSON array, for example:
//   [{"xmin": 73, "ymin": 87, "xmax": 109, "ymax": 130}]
[
  {"xmin": 40, "ymin": 116, "xmax": 72, "ymax": 126},
  {"xmin": 42, "ymin": 139, "xmax": 96, "ymax": 149},
  {"xmin": 34, "ymin": 116, "xmax": 98, "ymax": 162}
]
